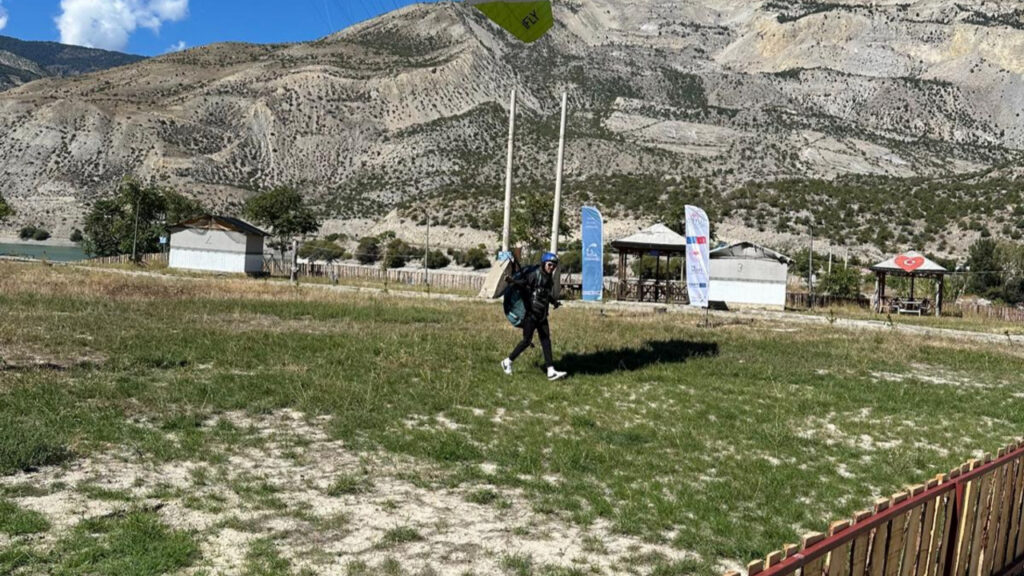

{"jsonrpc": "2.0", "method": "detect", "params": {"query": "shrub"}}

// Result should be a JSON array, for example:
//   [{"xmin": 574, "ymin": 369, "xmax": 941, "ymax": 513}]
[
  {"xmin": 299, "ymin": 240, "xmax": 346, "ymax": 263},
  {"xmin": 464, "ymin": 245, "xmax": 491, "ymax": 270},
  {"xmin": 425, "ymin": 250, "xmax": 450, "ymax": 269},
  {"xmin": 383, "ymin": 238, "xmax": 412, "ymax": 269},
  {"xmin": 356, "ymin": 236, "xmax": 381, "ymax": 264},
  {"xmin": 32, "ymin": 228, "xmax": 51, "ymax": 241},
  {"xmin": 18, "ymin": 226, "xmax": 36, "ymax": 240},
  {"xmin": 70, "ymin": 229, "xmax": 84, "ymax": 243}
]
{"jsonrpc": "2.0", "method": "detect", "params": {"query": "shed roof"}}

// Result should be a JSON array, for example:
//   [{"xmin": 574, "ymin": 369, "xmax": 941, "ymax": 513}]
[
  {"xmin": 170, "ymin": 215, "xmax": 268, "ymax": 237},
  {"xmin": 870, "ymin": 251, "xmax": 947, "ymax": 276},
  {"xmin": 611, "ymin": 224, "xmax": 688, "ymax": 253},
  {"xmin": 710, "ymin": 242, "xmax": 794, "ymax": 265}
]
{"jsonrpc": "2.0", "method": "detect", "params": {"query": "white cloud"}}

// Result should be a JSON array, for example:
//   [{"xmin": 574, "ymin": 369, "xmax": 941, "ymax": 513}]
[
  {"xmin": 166, "ymin": 40, "xmax": 186, "ymax": 53},
  {"xmin": 56, "ymin": 0, "xmax": 189, "ymax": 51},
  {"xmin": 0, "ymin": 1, "xmax": 8, "ymax": 32}
]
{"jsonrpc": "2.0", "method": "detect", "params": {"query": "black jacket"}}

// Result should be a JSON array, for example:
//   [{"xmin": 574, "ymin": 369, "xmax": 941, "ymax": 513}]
[{"xmin": 510, "ymin": 266, "xmax": 557, "ymax": 321}]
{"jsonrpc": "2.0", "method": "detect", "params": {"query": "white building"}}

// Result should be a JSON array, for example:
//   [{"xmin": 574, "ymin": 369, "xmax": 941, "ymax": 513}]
[
  {"xmin": 169, "ymin": 215, "xmax": 268, "ymax": 275},
  {"xmin": 708, "ymin": 242, "xmax": 793, "ymax": 310}
]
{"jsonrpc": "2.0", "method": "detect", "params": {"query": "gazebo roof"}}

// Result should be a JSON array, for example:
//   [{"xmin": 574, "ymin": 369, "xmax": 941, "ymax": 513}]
[
  {"xmin": 611, "ymin": 224, "xmax": 688, "ymax": 253},
  {"xmin": 870, "ymin": 251, "xmax": 948, "ymax": 276}
]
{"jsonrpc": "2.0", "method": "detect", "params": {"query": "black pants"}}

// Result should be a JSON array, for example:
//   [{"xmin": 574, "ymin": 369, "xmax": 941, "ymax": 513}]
[{"xmin": 509, "ymin": 315, "xmax": 553, "ymax": 368}]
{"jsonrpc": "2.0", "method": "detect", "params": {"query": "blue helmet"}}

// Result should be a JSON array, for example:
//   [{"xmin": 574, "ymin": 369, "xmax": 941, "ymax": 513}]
[{"xmin": 541, "ymin": 252, "xmax": 559, "ymax": 264}]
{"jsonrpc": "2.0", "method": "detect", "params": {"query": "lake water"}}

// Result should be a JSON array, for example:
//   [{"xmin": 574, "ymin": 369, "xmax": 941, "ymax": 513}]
[{"xmin": 0, "ymin": 242, "xmax": 87, "ymax": 262}]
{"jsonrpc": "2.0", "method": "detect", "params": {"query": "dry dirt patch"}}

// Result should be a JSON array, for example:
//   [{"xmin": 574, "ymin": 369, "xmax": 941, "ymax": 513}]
[{"xmin": 1, "ymin": 410, "xmax": 699, "ymax": 575}]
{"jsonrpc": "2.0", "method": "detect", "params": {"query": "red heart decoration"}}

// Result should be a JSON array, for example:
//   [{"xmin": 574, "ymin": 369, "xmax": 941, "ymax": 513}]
[{"xmin": 895, "ymin": 254, "xmax": 925, "ymax": 272}]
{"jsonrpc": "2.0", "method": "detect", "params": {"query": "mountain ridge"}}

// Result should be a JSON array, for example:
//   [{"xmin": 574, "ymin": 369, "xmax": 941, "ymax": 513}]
[{"xmin": 0, "ymin": 1, "xmax": 1022, "ymax": 257}]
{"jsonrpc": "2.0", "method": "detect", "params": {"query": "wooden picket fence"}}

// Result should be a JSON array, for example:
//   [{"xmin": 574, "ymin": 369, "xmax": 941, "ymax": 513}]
[
  {"xmin": 731, "ymin": 440, "xmax": 1024, "ymax": 576},
  {"xmin": 85, "ymin": 252, "xmax": 168, "ymax": 267},
  {"xmin": 956, "ymin": 303, "xmax": 1024, "ymax": 324},
  {"xmin": 264, "ymin": 260, "xmax": 487, "ymax": 293}
]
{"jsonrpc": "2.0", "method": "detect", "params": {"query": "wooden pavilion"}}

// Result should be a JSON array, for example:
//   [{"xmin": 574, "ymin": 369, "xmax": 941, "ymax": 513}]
[
  {"xmin": 611, "ymin": 224, "xmax": 689, "ymax": 303},
  {"xmin": 870, "ymin": 251, "xmax": 949, "ymax": 316}
]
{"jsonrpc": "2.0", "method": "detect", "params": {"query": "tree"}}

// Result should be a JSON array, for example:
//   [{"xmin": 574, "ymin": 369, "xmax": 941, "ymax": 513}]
[
  {"xmin": 817, "ymin": 267, "xmax": 864, "ymax": 298},
  {"xmin": 383, "ymin": 238, "xmax": 413, "ymax": 269},
  {"xmin": 464, "ymin": 245, "xmax": 491, "ymax": 270},
  {"xmin": 0, "ymin": 192, "xmax": 12, "ymax": 222},
  {"xmin": 82, "ymin": 178, "xmax": 206, "ymax": 258},
  {"xmin": 244, "ymin": 186, "xmax": 320, "ymax": 259},
  {"xmin": 298, "ymin": 240, "xmax": 346, "ymax": 264},
  {"xmin": 356, "ymin": 236, "xmax": 381, "ymax": 264},
  {"xmin": 966, "ymin": 238, "xmax": 1003, "ymax": 299},
  {"xmin": 512, "ymin": 189, "xmax": 567, "ymax": 257},
  {"xmin": 425, "ymin": 250, "xmax": 450, "ymax": 269}
]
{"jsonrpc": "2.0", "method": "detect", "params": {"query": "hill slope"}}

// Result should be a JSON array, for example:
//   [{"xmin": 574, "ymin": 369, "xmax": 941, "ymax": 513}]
[
  {"xmin": 0, "ymin": 35, "xmax": 144, "ymax": 90},
  {"xmin": 0, "ymin": 1, "xmax": 1022, "ymax": 256}
]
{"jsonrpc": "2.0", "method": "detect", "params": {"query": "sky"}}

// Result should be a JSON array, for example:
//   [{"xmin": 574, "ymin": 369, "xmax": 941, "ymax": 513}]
[{"xmin": 0, "ymin": 0, "xmax": 427, "ymax": 56}]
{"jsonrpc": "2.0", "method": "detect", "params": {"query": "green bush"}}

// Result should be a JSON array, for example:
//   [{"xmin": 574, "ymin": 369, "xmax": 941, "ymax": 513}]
[
  {"xmin": 18, "ymin": 226, "xmax": 36, "ymax": 240},
  {"xmin": 32, "ymin": 228, "xmax": 51, "ymax": 241},
  {"xmin": 384, "ymin": 238, "xmax": 413, "ymax": 269},
  {"xmin": 464, "ymin": 246, "xmax": 491, "ymax": 270},
  {"xmin": 356, "ymin": 236, "xmax": 381, "ymax": 264},
  {"xmin": 425, "ymin": 250, "xmax": 450, "ymax": 269},
  {"xmin": 70, "ymin": 229, "xmax": 84, "ymax": 243},
  {"xmin": 299, "ymin": 239, "xmax": 346, "ymax": 263}
]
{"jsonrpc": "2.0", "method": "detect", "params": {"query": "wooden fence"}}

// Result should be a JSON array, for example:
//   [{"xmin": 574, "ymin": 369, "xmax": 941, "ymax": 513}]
[
  {"xmin": 85, "ymin": 252, "xmax": 168, "ymax": 267},
  {"xmin": 788, "ymin": 293, "xmax": 873, "ymax": 309},
  {"xmin": 956, "ymin": 303, "xmax": 1024, "ymax": 324},
  {"xmin": 731, "ymin": 440, "xmax": 1024, "ymax": 576},
  {"xmin": 264, "ymin": 260, "xmax": 487, "ymax": 293}
]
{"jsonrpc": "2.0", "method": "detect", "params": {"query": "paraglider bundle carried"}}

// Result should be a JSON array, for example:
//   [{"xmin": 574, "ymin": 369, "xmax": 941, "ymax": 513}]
[{"xmin": 503, "ymin": 264, "xmax": 536, "ymax": 327}]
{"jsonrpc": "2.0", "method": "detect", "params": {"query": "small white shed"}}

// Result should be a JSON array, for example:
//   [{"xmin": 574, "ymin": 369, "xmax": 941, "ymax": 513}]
[
  {"xmin": 169, "ymin": 215, "xmax": 268, "ymax": 275},
  {"xmin": 708, "ymin": 242, "xmax": 793, "ymax": 310}
]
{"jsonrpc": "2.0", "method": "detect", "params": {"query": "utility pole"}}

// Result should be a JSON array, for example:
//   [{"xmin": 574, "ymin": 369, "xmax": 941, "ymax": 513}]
[
  {"xmin": 502, "ymin": 88, "xmax": 517, "ymax": 254},
  {"xmin": 550, "ymin": 91, "xmax": 568, "ymax": 254},
  {"xmin": 424, "ymin": 216, "xmax": 430, "ymax": 295},
  {"xmin": 808, "ymin": 218, "xmax": 814, "ymax": 299},
  {"xmin": 131, "ymin": 192, "xmax": 141, "ymax": 263},
  {"xmin": 290, "ymin": 239, "xmax": 298, "ymax": 283}
]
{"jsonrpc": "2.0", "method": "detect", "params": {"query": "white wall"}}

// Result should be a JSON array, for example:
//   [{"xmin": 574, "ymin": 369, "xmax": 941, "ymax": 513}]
[
  {"xmin": 709, "ymin": 280, "xmax": 787, "ymax": 309},
  {"xmin": 709, "ymin": 258, "xmax": 788, "ymax": 309},
  {"xmin": 169, "ymin": 229, "xmax": 264, "ymax": 274},
  {"xmin": 169, "ymin": 247, "xmax": 261, "ymax": 274}
]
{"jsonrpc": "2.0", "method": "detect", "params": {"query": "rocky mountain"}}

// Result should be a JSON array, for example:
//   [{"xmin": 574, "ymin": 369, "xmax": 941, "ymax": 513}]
[
  {"xmin": 0, "ymin": 35, "xmax": 144, "ymax": 91},
  {"xmin": 1, "ymin": 1, "xmax": 1023, "ymax": 256}
]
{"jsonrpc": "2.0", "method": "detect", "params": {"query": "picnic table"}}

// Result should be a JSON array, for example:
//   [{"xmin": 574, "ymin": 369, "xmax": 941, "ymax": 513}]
[{"xmin": 889, "ymin": 298, "xmax": 932, "ymax": 316}]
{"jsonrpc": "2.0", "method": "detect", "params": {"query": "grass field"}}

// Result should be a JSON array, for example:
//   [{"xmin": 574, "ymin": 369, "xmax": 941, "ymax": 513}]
[{"xmin": 2, "ymin": 262, "xmax": 1024, "ymax": 576}]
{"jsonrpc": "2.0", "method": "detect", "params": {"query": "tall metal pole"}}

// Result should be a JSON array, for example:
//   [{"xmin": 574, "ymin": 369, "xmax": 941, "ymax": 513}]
[
  {"xmin": 501, "ymin": 88, "xmax": 517, "ymax": 254},
  {"xmin": 808, "ymin": 219, "xmax": 814, "ymax": 298},
  {"xmin": 424, "ymin": 216, "xmax": 430, "ymax": 294},
  {"xmin": 550, "ymin": 91, "xmax": 568, "ymax": 254},
  {"xmin": 131, "ymin": 193, "xmax": 141, "ymax": 263}
]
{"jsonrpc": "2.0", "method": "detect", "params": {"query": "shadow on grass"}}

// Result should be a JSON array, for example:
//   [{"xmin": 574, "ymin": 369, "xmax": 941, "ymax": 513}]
[{"xmin": 558, "ymin": 339, "xmax": 719, "ymax": 375}]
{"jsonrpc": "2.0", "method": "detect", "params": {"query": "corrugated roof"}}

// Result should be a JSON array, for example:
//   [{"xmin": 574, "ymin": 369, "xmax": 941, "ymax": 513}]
[
  {"xmin": 710, "ymin": 242, "xmax": 794, "ymax": 264},
  {"xmin": 611, "ymin": 224, "xmax": 688, "ymax": 252},
  {"xmin": 870, "ymin": 251, "xmax": 948, "ymax": 275},
  {"xmin": 170, "ymin": 215, "xmax": 269, "ymax": 237}
]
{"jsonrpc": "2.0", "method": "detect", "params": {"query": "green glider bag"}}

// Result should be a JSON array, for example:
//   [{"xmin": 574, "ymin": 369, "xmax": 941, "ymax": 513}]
[
  {"xmin": 468, "ymin": 1, "xmax": 553, "ymax": 44},
  {"xmin": 503, "ymin": 265, "xmax": 537, "ymax": 327}
]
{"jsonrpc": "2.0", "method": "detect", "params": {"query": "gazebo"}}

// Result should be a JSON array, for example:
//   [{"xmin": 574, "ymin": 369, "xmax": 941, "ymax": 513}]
[
  {"xmin": 870, "ymin": 251, "xmax": 949, "ymax": 316},
  {"xmin": 611, "ymin": 224, "xmax": 689, "ymax": 303}
]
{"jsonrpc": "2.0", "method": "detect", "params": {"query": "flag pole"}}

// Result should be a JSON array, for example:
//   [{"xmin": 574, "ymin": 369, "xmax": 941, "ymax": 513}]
[
  {"xmin": 502, "ymin": 88, "xmax": 517, "ymax": 254},
  {"xmin": 550, "ymin": 91, "xmax": 567, "ymax": 254}
]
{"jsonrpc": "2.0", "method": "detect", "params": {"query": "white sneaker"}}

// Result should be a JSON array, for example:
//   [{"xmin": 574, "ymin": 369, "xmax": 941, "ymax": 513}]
[
  {"xmin": 501, "ymin": 359, "xmax": 513, "ymax": 376},
  {"xmin": 547, "ymin": 367, "xmax": 567, "ymax": 381}
]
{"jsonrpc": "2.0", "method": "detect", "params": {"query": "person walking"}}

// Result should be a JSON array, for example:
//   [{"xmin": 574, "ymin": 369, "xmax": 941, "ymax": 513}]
[{"xmin": 501, "ymin": 252, "xmax": 568, "ymax": 381}]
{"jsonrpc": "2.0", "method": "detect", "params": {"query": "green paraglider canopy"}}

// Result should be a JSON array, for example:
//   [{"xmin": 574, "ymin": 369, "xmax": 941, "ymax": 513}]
[{"xmin": 467, "ymin": 0, "xmax": 553, "ymax": 43}]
